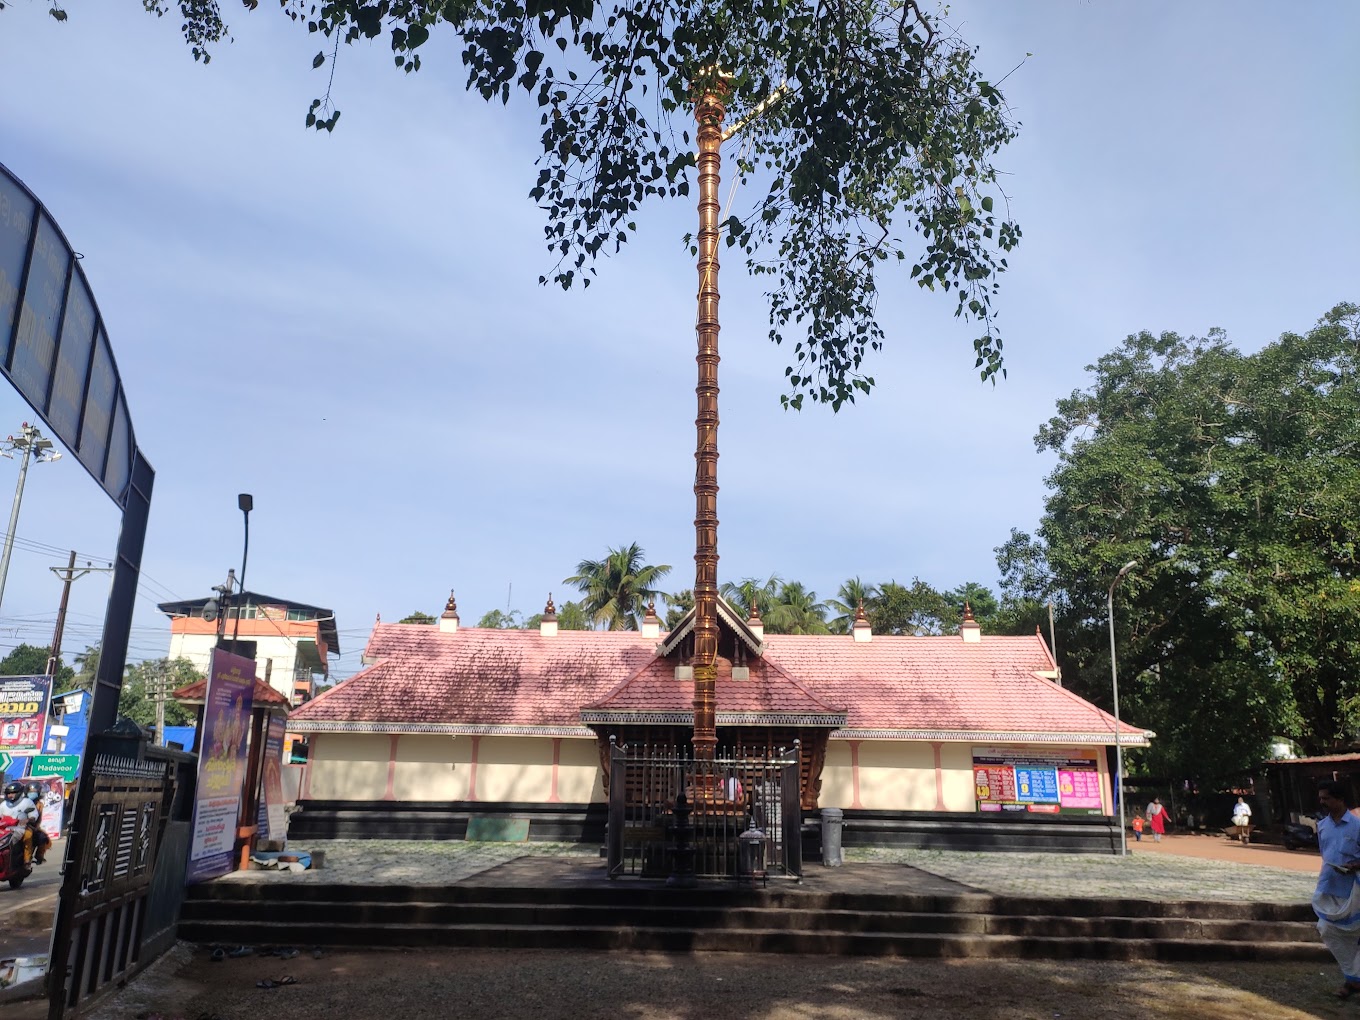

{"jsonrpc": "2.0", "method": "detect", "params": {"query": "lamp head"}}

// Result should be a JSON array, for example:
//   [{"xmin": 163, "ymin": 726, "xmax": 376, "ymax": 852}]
[
  {"xmin": 1117, "ymin": 560, "xmax": 1138, "ymax": 579},
  {"xmin": 238, "ymin": 493, "xmax": 253, "ymax": 513}
]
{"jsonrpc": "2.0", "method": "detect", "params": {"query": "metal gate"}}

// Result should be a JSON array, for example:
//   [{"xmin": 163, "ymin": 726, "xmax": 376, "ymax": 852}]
[
  {"xmin": 48, "ymin": 746, "xmax": 176, "ymax": 1016},
  {"xmin": 606, "ymin": 738, "xmax": 802, "ymax": 880}
]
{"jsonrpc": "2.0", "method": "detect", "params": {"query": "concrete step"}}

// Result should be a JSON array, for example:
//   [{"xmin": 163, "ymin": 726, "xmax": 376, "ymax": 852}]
[
  {"xmin": 178, "ymin": 898, "xmax": 1320, "ymax": 943},
  {"xmin": 176, "ymin": 917, "xmax": 1329, "ymax": 962},
  {"xmin": 183, "ymin": 882, "xmax": 1314, "ymax": 922}
]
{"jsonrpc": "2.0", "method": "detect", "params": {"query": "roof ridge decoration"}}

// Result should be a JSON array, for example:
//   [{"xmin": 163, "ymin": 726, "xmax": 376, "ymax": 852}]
[
  {"xmin": 657, "ymin": 594, "xmax": 765, "ymax": 657},
  {"xmin": 442, "ymin": 590, "xmax": 459, "ymax": 619}
]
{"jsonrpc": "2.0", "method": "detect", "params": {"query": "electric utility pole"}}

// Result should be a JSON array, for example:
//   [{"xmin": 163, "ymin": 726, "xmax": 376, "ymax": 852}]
[{"xmin": 45, "ymin": 552, "xmax": 111, "ymax": 678}]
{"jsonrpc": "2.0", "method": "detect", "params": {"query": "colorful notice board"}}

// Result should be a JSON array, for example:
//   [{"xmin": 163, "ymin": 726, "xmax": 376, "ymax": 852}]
[{"xmin": 973, "ymin": 747, "xmax": 1105, "ymax": 815}]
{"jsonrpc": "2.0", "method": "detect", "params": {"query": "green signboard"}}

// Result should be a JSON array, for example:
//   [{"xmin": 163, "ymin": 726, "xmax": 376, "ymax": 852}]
[{"xmin": 30, "ymin": 753, "xmax": 79, "ymax": 782}]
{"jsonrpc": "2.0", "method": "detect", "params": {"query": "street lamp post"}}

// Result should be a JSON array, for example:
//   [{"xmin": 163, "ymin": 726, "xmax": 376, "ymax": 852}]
[
  {"xmin": 0, "ymin": 423, "xmax": 61, "ymax": 614},
  {"xmin": 1107, "ymin": 559, "xmax": 1138, "ymax": 856},
  {"xmin": 232, "ymin": 493, "xmax": 253, "ymax": 647}
]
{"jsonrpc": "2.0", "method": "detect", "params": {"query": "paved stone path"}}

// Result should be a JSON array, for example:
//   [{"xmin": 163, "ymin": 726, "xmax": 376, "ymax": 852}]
[{"xmin": 219, "ymin": 836, "xmax": 1320, "ymax": 904}]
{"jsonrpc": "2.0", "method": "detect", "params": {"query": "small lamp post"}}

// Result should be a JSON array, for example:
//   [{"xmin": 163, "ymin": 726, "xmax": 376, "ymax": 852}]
[{"xmin": 1107, "ymin": 559, "xmax": 1138, "ymax": 856}]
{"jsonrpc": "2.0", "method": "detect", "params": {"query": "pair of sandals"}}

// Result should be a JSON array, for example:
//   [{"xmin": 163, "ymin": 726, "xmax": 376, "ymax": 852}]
[
  {"xmin": 257, "ymin": 976, "xmax": 298, "ymax": 989},
  {"xmin": 208, "ymin": 945, "xmax": 254, "ymax": 962}
]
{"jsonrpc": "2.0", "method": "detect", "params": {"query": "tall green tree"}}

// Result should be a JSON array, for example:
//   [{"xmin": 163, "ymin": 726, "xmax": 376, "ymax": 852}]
[
  {"xmin": 827, "ymin": 577, "xmax": 878, "ymax": 634},
  {"xmin": 476, "ymin": 609, "xmax": 523, "ymax": 629},
  {"xmin": 868, "ymin": 578, "xmax": 954, "ymax": 635},
  {"xmin": 1028, "ymin": 304, "xmax": 1360, "ymax": 780},
  {"xmin": 398, "ymin": 610, "xmax": 437, "ymax": 625},
  {"xmin": 72, "ymin": 644, "xmax": 100, "ymax": 693},
  {"xmin": 0, "ymin": 644, "xmax": 76, "ymax": 688},
  {"xmin": 50, "ymin": 0, "xmax": 1024, "ymax": 408},
  {"xmin": 118, "ymin": 658, "xmax": 199, "ymax": 729},
  {"xmin": 719, "ymin": 576, "xmax": 781, "ymax": 621},
  {"xmin": 564, "ymin": 543, "xmax": 672, "ymax": 631},
  {"xmin": 664, "ymin": 590, "xmax": 694, "ymax": 631},
  {"xmin": 764, "ymin": 581, "xmax": 830, "ymax": 635}
]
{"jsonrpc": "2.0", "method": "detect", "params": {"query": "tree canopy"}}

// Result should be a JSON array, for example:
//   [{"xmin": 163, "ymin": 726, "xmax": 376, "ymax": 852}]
[
  {"xmin": 0, "ymin": 643, "xmax": 75, "ymax": 689},
  {"xmin": 52, "ymin": 0, "xmax": 1027, "ymax": 409},
  {"xmin": 1013, "ymin": 304, "xmax": 1360, "ymax": 782},
  {"xmin": 564, "ymin": 542, "xmax": 671, "ymax": 630},
  {"xmin": 118, "ymin": 658, "xmax": 199, "ymax": 729}
]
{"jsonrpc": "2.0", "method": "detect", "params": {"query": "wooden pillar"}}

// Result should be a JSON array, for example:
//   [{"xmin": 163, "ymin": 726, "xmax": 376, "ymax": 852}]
[{"xmin": 235, "ymin": 705, "xmax": 268, "ymax": 870}]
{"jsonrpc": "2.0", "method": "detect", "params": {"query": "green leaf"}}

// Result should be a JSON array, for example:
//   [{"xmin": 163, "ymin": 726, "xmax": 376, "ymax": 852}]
[{"xmin": 312, "ymin": 51, "xmax": 325, "ymax": 69}]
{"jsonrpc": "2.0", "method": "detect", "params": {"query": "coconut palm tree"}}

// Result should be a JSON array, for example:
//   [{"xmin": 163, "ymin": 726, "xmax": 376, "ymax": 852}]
[
  {"xmin": 765, "ymin": 581, "xmax": 831, "ymax": 635},
  {"xmin": 564, "ymin": 543, "xmax": 672, "ymax": 630},
  {"xmin": 827, "ymin": 577, "xmax": 878, "ymax": 634},
  {"xmin": 719, "ymin": 575, "xmax": 781, "ymax": 621}
]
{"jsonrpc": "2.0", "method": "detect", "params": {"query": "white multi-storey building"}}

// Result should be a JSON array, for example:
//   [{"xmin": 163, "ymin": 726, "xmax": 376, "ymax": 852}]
[{"xmin": 157, "ymin": 593, "xmax": 339, "ymax": 705}]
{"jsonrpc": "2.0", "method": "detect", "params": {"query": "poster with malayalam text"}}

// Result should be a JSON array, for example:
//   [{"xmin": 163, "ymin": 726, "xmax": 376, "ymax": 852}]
[
  {"xmin": 973, "ymin": 747, "xmax": 1104, "ymax": 815},
  {"xmin": 187, "ymin": 649, "xmax": 255, "ymax": 883},
  {"xmin": 256, "ymin": 714, "xmax": 287, "ymax": 843},
  {"xmin": 0, "ymin": 674, "xmax": 51, "ymax": 756}
]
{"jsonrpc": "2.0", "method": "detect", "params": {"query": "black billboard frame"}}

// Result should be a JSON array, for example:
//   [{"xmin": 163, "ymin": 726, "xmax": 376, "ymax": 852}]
[{"xmin": 0, "ymin": 161, "xmax": 155, "ymax": 1018}]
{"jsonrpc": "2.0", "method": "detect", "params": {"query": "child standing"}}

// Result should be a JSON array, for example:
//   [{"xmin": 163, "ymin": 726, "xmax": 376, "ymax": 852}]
[{"xmin": 1131, "ymin": 815, "xmax": 1144, "ymax": 842}]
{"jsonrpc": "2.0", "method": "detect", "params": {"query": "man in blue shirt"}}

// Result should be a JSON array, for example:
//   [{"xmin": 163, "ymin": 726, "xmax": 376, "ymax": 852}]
[{"xmin": 1313, "ymin": 780, "xmax": 1360, "ymax": 998}]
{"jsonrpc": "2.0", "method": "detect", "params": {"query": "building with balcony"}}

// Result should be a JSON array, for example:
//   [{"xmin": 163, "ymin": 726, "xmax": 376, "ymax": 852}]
[{"xmin": 156, "ymin": 593, "xmax": 339, "ymax": 706}]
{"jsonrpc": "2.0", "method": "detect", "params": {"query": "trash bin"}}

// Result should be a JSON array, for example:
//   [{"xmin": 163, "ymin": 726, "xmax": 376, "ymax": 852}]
[{"xmin": 820, "ymin": 807, "xmax": 844, "ymax": 866}]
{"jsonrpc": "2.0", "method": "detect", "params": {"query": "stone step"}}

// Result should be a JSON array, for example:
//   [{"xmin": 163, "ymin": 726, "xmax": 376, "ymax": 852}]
[
  {"xmin": 183, "ymin": 882, "xmax": 1314, "ymax": 922},
  {"xmin": 176, "ymin": 918, "xmax": 1329, "ymax": 962},
  {"xmin": 178, "ymin": 899, "xmax": 1319, "ymax": 943}
]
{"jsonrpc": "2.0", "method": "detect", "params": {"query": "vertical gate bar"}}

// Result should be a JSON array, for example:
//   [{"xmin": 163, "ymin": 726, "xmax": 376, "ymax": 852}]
[{"xmin": 607, "ymin": 738, "xmax": 623, "ymax": 877}]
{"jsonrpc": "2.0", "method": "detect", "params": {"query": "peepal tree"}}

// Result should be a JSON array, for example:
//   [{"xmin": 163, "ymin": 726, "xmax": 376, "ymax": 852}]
[
  {"xmin": 40, "ymin": 0, "xmax": 1024, "ymax": 408},
  {"xmin": 1024, "ymin": 304, "xmax": 1360, "ymax": 777}
]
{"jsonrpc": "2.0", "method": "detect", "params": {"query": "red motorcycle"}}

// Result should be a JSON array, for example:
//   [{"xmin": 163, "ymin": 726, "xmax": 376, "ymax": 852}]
[{"xmin": 0, "ymin": 816, "xmax": 33, "ymax": 889}]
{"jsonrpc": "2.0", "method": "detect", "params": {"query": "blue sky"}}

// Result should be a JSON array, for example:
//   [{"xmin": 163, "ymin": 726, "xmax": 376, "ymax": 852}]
[{"xmin": 0, "ymin": 1, "xmax": 1355, "ymax": 679}]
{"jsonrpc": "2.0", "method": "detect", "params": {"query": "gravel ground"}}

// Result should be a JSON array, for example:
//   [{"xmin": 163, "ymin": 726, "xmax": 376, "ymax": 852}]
[
  {"xmin": 221, "ymin": 839, "xmax": 1319, "ymax": 904},
  {"xmin": 59, "ymin": 944, "xmax": 1350, "ymax": 1020},
  {"xmin": 843, "ymin": 846, "xmax": 1318, "ymax": 903}
]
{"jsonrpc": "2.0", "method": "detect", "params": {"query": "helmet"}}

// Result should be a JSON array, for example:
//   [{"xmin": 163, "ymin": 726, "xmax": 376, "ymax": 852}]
[{"xmin": 3, "ymin": 782, "xmax": 23, "ymax": 803}]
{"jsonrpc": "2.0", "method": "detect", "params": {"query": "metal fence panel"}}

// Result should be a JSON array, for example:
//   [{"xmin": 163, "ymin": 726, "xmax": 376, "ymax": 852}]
[{"xmin": 606, "ymin": 742, "xmax": 801, "ymax": 880}]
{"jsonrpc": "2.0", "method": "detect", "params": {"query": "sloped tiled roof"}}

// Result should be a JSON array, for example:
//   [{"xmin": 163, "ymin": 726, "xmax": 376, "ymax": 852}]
[
  {"xmin": 582, "ymin": 654, "xmax": 847, "ymax": 725},
  {"xmin": 763, "ymin": 632, "xmax": 1142, "ymax": 742},
  {"xmin": 172, "ymin": 676, "xmax": 291, "ymax": 709},
  {"xmin": 291, "ymin": 624, "xmax": 657, "ymax": 734},
  {"xmin": 292, "ymin": 622, "xmax": 1149, "ymax": 744}
]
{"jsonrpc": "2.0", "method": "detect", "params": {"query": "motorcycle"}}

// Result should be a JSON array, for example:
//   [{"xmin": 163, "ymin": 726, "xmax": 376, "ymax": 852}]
[
  {"xmin": 1283, "ymin": 819, "xmax": 1320, "ymax": 852},
  {"xmin": 0, "ymin": 816, "xmax": 34, "ymax": 889}
]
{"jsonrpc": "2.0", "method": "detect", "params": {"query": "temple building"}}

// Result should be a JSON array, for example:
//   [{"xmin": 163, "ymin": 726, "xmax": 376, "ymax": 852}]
[{"xmin": 286, "ymin": 592, "xmax": 1151, "ymax": 852}]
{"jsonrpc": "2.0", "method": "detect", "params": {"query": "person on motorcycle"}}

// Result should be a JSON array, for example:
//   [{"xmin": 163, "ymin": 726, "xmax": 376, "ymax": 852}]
[
  {"xmin": 0, "ymin": 782, "xmax": 42, "ymax": 865},
  {"xmin": 23, "ymin": 782, "xmax": 51, "ymax": 863}
]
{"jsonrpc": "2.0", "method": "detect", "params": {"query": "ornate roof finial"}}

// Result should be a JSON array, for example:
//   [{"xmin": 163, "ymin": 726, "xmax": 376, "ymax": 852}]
[
  {"xmin": 544, "ymin": 593, "xmax": 557, "ymax": 617},
  {"xmin": 375, "ymin": 612, "xmax": 381, "ymax": 625},
  {"xmin": 1036, "ymin": 624, "xmax": 1042, "ymax": 636},
  {"xmin": 854, "ymin": 598, "xmax": 867, "ymax": 623},
  {"xmin": 963, "ymin": 601, "xmax": 975, "ymax": 623},
  {"xmin": 443, "ymin": 590, "xmax": 458, "ymax": 617},
  {"xmin": 643, "ymin": 598, "xmax": 658, "ymax": 619},
  {"xmin": 748, "ymin": 601, "xmax": 762, "ymax": 623}
]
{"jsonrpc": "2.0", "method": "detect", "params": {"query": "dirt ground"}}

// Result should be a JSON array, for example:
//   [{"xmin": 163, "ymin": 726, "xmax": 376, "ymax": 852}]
[{"xmin": 3, "ymin": 944, "xmax": 1349, "ymax": 1020}]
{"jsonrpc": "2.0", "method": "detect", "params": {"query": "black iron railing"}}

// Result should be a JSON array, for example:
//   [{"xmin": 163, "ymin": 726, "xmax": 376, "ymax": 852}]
[{"xmin": 607, "ymin": 738, "xmax": 802, "ymax": 880}]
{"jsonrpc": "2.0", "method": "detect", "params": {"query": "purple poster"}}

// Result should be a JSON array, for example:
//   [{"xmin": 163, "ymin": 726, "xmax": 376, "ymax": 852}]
[{"xmin": 187, "ymin": 649, "xmax": 255, "ymax": 883}]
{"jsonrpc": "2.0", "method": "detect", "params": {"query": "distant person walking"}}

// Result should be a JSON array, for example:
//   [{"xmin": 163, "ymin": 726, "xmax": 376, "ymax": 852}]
[
  {"xmin": 1146, "ymin": 797, "xmax": 1166, "ymax": 842},
  {"xmin": 1131, "ymin": 815, "xmax": 1144, "ymax": 842},
  {"xmin": 1310, "ymin": 781, "xmax": 1360, "ymax": 999}
]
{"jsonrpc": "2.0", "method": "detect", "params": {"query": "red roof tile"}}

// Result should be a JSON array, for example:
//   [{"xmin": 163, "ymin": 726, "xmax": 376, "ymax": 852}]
[
  {"xmin": 293, "ymin": 624, "xmax": 657, "ymax": 730},
  {"xmin": 172, "ymin": 676, "xmax": 291, "ymax": 709},
  {"xmin": 762, "ymin": 632, "xmax": 1141, "ymax": 738},
  {"xmin": 294, "ymin": 622, "xmax": 1148, "ymax": 742},
  {"xmin": 584, "ymin": 655, "xmax": 846, "ymax": 721}
]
